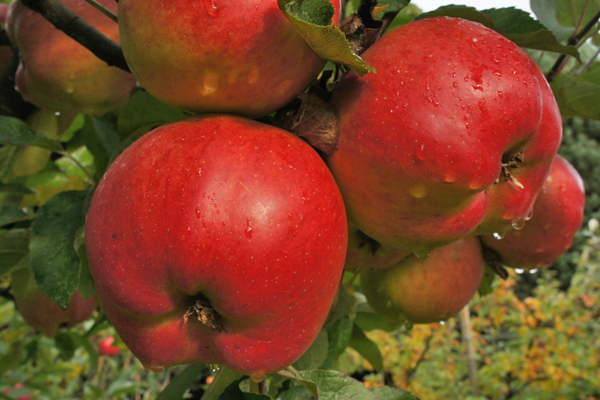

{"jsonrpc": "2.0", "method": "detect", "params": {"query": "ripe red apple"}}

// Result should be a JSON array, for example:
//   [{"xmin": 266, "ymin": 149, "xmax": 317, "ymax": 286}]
[
  {"xmin": 98, "ymin": 336, "xmax": 120, "ymax": 357},
  {"xmin": 360, "ymin": 236, "xmax": 485, "ymax": 324},
  {"xmin": 13, "ymin": 289, "xmax": 97, "ymax": 337},
  {"xmin": 6, "ymin": 0, "xmax": 137, "ymax": 115},
  {"xmin": 2, "ymin": 383, "xmax": 31, "ymax": 400},
  {"xmin": 85, "ymin": 115, "xmax": 347, "ymax": 379},
  {"xmin": 326, "ymin": 17, "xmax": 560, "ymax": 257},
  {"xmin": 118, "ymin": 0, "xmax": 341, "ymax": 118},
  {"xmin": 481, "ymin": 155, "xmax": 585, "ymax": 270}
]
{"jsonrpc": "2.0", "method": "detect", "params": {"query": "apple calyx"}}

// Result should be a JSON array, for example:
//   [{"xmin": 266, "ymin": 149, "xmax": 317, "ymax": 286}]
[
  {"xmin": 275, "ymin": 93, "xmax": 339, "ymax": 155},
  {"xmin": 183, "ymin": 297, "xmax": 224, "ymax": 333},
  {"xmin": 499, "ymin": 151, "xmax": 525, "ymax": 189}
]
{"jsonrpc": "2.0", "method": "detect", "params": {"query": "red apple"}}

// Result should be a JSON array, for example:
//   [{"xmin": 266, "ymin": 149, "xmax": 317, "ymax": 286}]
[
  {"xmin": 118, "ymin": 0, "xmax": 341, "ymax": 118},
  {"xmin": 326, "ymin": 17, "xmax": 560, "ymax": 257},
  {"xmin": 481, "ymin": 155, "xmax": 585, "ymax": 270},
  {"xmin": 85, "ymin": 115, "xmax": 348, "ymax": 379},
  {"xmin": 2, "ymin": 383, "xmax": 31, "ymax": 400},
  {"xmin": 13, "ymin": 289, "xmax": 96, "ymax": 337},
  {"xmin": 360, "ymin": 236, "xmax": 485, "ymax": 324},
  {"xmin": 6, "ymin": 0, "xmax": 137, "ymax": 115},
  {"xmin": 98, "ymin": 336, "xmax": 120, "ymax": 357}
]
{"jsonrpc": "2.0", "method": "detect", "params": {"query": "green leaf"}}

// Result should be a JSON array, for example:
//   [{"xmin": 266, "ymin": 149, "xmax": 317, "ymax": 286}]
[
  {"xmin": 29, "ymin": 190, "xmax": 88, "ymax": 309},
  {"xmin": 320, "ymin": 316, "xmax": 354, "ymax": 370},
  {"xmin": 80, "ymin": 116, "xmax": 120, "ymax": 179},
  {"xmin": 377, "ymin": 0, "xmax": 410, "ymax": 13},
  {"xmin": 201, "ymin": 366, "xmax": 244, "ymax": 400},
  {"xmin": 555, "ymin": 0, "xmax": 600, "ymax": 29},
  {"xmin": 551, "ymin": 64, "xmax": 600, "ymax": 120},
  {"xmin": 75, "ymin": 229, "xmax": 97, "ymax": 299},
  {"xmin": 349, "ymin": 324, "xmax": 384, "ymax": 371},
  {"xmin": 417, "ymin": 6, "xmax": 579, "ymax": 60},
  {"xmin": 325, "ymin": 284, "xmax": 359, "ymax": 329},
  {"xmin": 478, "ymin": 264, "xmax": 496, "ymax": 296},
  {"xmin": 371, "ymin": 386, "xmax": 421, "ymax": 399},
  {"xmin": 156, "ymin": 364, "xmax": 205, "ymax": 400},
  {"xmin": 530, "ymin": 0, "xmax": 574, "ymax": 41},
  {"xmin": 0, "ymin": 206, "xmax": 34, "ymax": 226},
  {"xmin": 70, "ymin": 331, "xmax": 99, "ymax": 368},
  {"xmin": 117, "ymin": 91, "xmax": 187, "ymax": 137},
  {"xmin": 216, "ymin": 377, "xmax": 272, "ymax": 400},
  {"xmin": 278, "ymin": 0, "xmax": 375, "ymax": 76},
  {"xmin": 0, "ymin": 116, "xmax": 63, "ymax": 151},
  {"xmin": 296, "ymin": 370, "xmax": 373, "ymax": 399},
  {"xmin": 293, "ymin": 330, "xmax": 329, "ymax": 371},
  {"xmin": 54, "ymin": 331, "xmax": 77, "ymax": 360},
  {"xmin": 0, "ymin": 228, "xmax": 30, "ymax": 277},
  {"xmin": 0, "ymin": 341, "xmax": 25, "ymax": 375}
]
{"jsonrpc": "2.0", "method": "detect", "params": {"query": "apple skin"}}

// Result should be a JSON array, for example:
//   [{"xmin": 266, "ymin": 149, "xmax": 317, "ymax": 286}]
[
  {"xmin": 326, "ymin": 17, "xmax": 558, "ymax": 257},
  {"xmin": 85, "ymin": 115, "xmax": 347, "ymax": 378},
  {"xmin": 14, "ymin": 290, "xmax": 97, "ymax": 337},
  {"xmin": 360, "ymin": 236, "xmax": 485, "ymax": 324},
  {"xmin": 118, "ymin": 0, "xmax": 341, "ymax": 118},
  {"xmin": 481, "ymin": 155, "xmax": 585, "ymax": 270},
  {"xmin": 6, "ymin": 0, "xmax": 137, "ymax": 116},
  {"xmin": 98, "ymin": 336, "xmax": 120, "ymax": 357}
]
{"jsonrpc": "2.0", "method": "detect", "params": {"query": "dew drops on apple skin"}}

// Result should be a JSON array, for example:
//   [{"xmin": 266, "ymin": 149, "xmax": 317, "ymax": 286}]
[
  {"xmin": 511, "ymin": 219, "xmax": 526, "ymax": 230},
  {"xmin": 493, "ymin": 232, "xmax": 505, "ymax": 240}
]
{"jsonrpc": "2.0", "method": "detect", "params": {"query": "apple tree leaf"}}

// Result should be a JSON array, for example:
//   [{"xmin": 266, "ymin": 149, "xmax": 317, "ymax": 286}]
[
  {"xmin": 371, "ymin": 386, "xmax": 421, "ymax": 400},
  {"xmin": 377, "ymin": 0, "xmax": 410, "ymax": 13},
  {"xmin": 0, "ymin": 116, "xmax": 63, "ymax": 151},
  {"xmin": 0, "ymin": 229, "xmax": 30, "ymax": 277},
  {"xmin": 417, "ymin": 6, "xmax": 580, "ymax": 60},
  {"xmin": 216, "ymin": 377, "xmax": 272, "ymax": 399},
  {"xmin": 554, "ymin": 0, "xmax": 600, "ymax": 29},
  {"xmin": 278, "ymin": 0, "xmax": 375, "ymax": 76},
  {"xmin": 156, "ymin": 364, "xmax": 206, "ymax": 400},
  {"xmin": 349, "ymin": 324, "xmax": 384, "ymax": 371},
  {"xmin": 320, "ymin": 316, "xmax": 354, "ymax": 370},
  {"xmin": 117, "ymin": 91, "xmax": 188, "ymax": 137},
  {"xmin": 201, "ymin": 366, "xmax": 244, "ymax": 400},
  {"xmin": 551, "ymin": 64, "xmax": 600, "ymax": 120},
  {"xmin": 0, "ymin": 206, "xmax": 33, "ymax": 227},
  {"xmin": 29, "ymin": 190, "xmax": 88, "ymax": 309},
  {"xmin": 78, "ymin": 116, "xmax": 120, "ymax": 180},
  {"xmin": 54, "ymin": 331, "xmax": 77, "ymax": 360},
  {"xmin": 478, "ymin": 265, "xmax": 497, "ymax": 296},
  {"xmin": 293, "ymin": 330, "xmax": 329, "ymax": 371},
  {"xmin": 530, "ymin": 0, "xmax": 574, "ymax": 41}
]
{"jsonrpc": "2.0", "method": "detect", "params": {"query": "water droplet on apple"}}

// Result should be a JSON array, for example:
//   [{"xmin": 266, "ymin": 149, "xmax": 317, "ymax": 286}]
[
  {"xmin": 416, "ymin": 253, "xmax": 430, "ymax": 261},
  {"xmin": 202, "ymin": 0, "xmax": 219, "ymax": 17},
  {"xmin": 251, "ymin": 374, "xmax": 265, "ymax": 382},
  {"xmin": 144, "ymin": 365, "xmax": 164, "ymax": 373},
  {"xmin": 195, "ymin": 206, "xmax": 201, "ymax": 220},
  {"xmin": 444, "ymin": 172, "xmax": 457, "ymax": 183},
  {"xmin": 416, "ymin": 144, "xmax": 426, "ymax": 160},
  {"xmin": 493, "ymin": 232, "xmax": 505, "ymax": 240},
  {"xmin": 525, "ymin": 211, "xmax": 533, "ymax": 221},
  {"xmin": 209, "ymin": 364, "xmax": 220, "ymax": 372},
  {"xmin": 201, "ymin": 73, "xmax": 219, "ymax": 96},
  {"xmin": 512, "ymin": 219, "xmax": 526, "ymax": 230},
  {"xmin": 468, "ymin": 181, "xmax": 482, "ymax": 190},
  {"xmin": 54, "ymin": 111, "xmax": 61, "ymax": 116},
  {"xmin": 65, "ymin": 81, "xmax": 75, "ymax": 94},
  {"xmin": 245, "ymin": 218, "xmax": 253, "ymax": 238},
  {"xmin": 409, "ymin": 184, "xmax": 427, "ymax": 199}
]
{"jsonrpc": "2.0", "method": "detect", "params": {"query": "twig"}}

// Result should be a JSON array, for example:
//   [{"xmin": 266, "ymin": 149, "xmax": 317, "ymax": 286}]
[
  {"xmin": 57, "ymin": 150, "xmax": 96, "ymax": 185},
  {"xmin": 546, "ymin": 8, "xmax": 600, "ymax": 82},
  {"xmin": 19, "ymin": 0, "xmax": 130, "ymax": 72},
  {"xmin": 84, "ymin": 0, "xmax": 118, "ymax": 23}
]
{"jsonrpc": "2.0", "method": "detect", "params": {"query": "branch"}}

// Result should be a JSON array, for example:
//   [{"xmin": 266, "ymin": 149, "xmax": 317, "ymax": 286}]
[
  {"xmin": 19, "ymin": 0, "xmax": 130, "ymax": 73},
  {"xmin": 546, "ymin": 8, "xmax": 600, "ymax": 82}
]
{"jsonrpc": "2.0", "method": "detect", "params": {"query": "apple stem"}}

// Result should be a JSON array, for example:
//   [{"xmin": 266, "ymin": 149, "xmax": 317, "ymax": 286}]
[{"xmin": 498, "ymin": 151, "xmax": 525, "ymax": 189}]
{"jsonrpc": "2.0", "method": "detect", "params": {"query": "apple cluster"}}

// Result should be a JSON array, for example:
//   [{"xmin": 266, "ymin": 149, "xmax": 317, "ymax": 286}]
[{"xmin": 2, "ymin": 0, "xmax": 586, "ymax": 384}]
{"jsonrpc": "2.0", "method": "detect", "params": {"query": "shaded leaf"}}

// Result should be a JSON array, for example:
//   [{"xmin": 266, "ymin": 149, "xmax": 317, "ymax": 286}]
[
  {"xmin": 29, "ymin": 190, "xmax": 88, "ymax": 309},
  {"xmin": 216, "ymin": 377, "xmax": 272, "ymax": 400},
  {"xmin": 349, "ymin": 324, "xmax": 384, "ymax": 371},
  {"xmin": 54, "ymin": 331, "xmax": 77, "ymax": 360},
  {"xmin": 551, "ymin": 64, "xmax": 600, "ymax": 120},
  {"xmin": 293, "ymin": 330, "xmax": 329, "ymax": 371},
  {"xmin": 530, "ymin": 0, "xmax": 574, "ymax": 41},
  {"xmin": 0, "ymin": 116, "xmax": 63, "ymax": 151},
  {"xmin": 117, "ymin": 91, "xmax": 188, "ymax": 137},
  {"xmin": 0, "ymin": 205, "xmax": 34, "ymax": 226},
  {"xmin": 278, "ymin": 0, "xmax": 374, "ymax": 76},
  {"xmin": 320, "ymin": 316, "xmax": 354, "ymax": 369},
  {"xmin": 157, "ymin": 364, "xmax": 205, "ymax": 400},
  {"xmin": 0, "ymin": 228, "xmax": 30, "ymax": 277}
]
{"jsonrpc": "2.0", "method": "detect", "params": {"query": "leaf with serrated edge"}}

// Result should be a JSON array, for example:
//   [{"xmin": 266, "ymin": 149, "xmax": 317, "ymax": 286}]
[
  {"xmin": 29, "ymin": 190, "xmax": 88, "ymax": 309},
  {"xmin": 278, "ymin": 0, "xmax": 374, "ymax": 76},
  {"xmin": 349, "ymin": 324, "xmax": 384, "ymax": 371}
]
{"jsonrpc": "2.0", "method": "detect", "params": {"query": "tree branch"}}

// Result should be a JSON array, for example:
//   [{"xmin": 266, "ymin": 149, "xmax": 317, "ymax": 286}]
[{"xmin": 19, "ymin": 0, "xmax": 130, "ymax": 73}]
